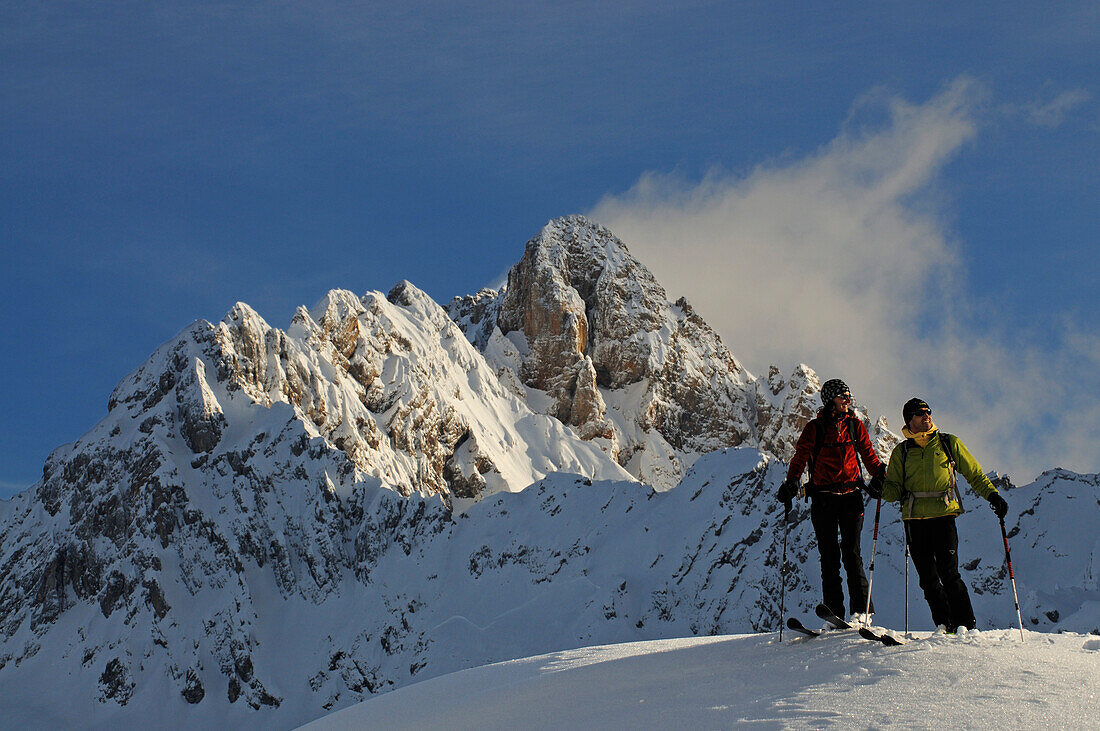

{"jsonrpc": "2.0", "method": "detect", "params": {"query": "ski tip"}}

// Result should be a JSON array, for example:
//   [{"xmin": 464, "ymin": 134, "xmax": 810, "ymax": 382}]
[
  {"xmin": 784, "ymin": 617, "xmax": 821, "ymax": 638},
  {"xmin": 814, "ymin": 604, "xmax": 851, "ymax": 629},
  {"xmin": 858, "ymin": 626, "xmax": 907, "ymax": 646}
]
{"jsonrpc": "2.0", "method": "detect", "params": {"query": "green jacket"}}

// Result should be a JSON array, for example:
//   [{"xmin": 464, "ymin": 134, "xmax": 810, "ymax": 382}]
[{"xmin": 881, "ymin": 431, "xmax": 999, "ymax": 520}]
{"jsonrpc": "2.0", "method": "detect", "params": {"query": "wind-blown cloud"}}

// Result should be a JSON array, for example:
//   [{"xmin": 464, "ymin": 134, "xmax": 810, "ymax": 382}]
[
  {"xmin": 1014, "ymin": 88, "xmax": 1092, "ymax": 128},
  {"xmin": 588, "ymin": 78, "xmax": 1099, "ymax": 482}
]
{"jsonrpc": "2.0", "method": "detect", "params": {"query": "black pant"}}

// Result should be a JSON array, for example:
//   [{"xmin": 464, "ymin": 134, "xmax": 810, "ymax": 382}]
[
  {"xmin": 810, "ymin": 491, "xmax": 872, "ymax": 617},
  {"xmin": 905, "ymin": 516, "xmax": 975, "ymax": 631}
]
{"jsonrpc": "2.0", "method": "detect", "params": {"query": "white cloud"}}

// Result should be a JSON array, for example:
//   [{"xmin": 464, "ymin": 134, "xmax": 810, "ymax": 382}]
[
  {"xmin": 588, "ymin": 78, "xmax": 1098, "ymax": 482},
  {"xmin": 1012, "ymin": 88, "xmax": 1092, "ymax": 128}
]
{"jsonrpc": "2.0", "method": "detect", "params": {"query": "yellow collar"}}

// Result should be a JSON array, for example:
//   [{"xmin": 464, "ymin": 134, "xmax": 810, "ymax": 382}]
[{"xmin": 902, "ymin": 423, "xmax": 938, "ymax": 448}]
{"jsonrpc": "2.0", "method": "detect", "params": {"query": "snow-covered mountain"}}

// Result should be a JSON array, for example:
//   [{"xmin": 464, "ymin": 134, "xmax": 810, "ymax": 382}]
[
  {"xmin": 0, "ymin": 216, "xmax": 1095, "ymax": 729},
  {"xmin": 447, "ymin": 216, "xmax": 896, "ymax": 488}
]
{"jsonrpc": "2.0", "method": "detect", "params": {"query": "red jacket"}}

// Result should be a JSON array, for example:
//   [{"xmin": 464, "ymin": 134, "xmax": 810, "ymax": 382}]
[{"xmin": 786, "ymin": 411, "xmax": 885, "ymax": 492}]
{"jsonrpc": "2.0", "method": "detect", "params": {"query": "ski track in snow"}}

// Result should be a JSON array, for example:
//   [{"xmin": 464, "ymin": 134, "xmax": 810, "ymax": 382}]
[{"xmin": 304, "ymin": 629, "xmax": 1100, "ymax": 730}]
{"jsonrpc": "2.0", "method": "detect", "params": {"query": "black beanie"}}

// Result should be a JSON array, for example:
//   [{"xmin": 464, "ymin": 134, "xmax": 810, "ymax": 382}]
[{"xmin": 903, "ymin": 398, "xmax": 931, "ymax": 424}]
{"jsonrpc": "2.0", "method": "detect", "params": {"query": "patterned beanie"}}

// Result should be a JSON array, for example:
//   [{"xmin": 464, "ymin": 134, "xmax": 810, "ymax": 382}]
[{"xmin": 821, "ymin": 379, "xmax": 851, "ymax": 405}]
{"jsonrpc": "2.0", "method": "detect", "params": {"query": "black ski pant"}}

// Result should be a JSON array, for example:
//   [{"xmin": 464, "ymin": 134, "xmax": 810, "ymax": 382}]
[
  {"xmin": 905, "ymin": 516, "xmax": 975, "ymax": 631},
  {"xmin": 809, "ymin": 491, "xmax": 872, "ymax": 618}
]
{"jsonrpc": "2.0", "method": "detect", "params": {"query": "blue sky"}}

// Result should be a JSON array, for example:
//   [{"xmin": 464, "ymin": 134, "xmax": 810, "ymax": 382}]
[{"xmin": 2, "ymin": 2, "xmax": 1097, "ymax": 497}]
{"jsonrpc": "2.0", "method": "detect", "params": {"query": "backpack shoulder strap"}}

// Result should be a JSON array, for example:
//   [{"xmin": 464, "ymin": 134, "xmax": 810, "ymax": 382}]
[
  {"xmin": 899, "ymin": 438, "xmax": 910, "ymax": 474},
  {"xmin": 939, "ymin": 432, "xmax": 963, "ymax": 509},
  {"xmin": 939, "ymin": 433, "xmax": 957, "ymax": 468},
  {"xmin": 847, "ymin": 416, "xmax": 865, "ymax": 479},
  {"xmin": 808, "ymin": 417, "xmax": 825, "ymax": 480},
  {"xmin": 898, "ymin": 438, "xmax": 921, "ymax": 516}
]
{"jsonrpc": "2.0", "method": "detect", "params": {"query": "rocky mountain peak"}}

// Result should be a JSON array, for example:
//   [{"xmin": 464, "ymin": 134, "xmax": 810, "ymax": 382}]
[
  {"xmin": 498, "ymin": 215, "xmax": 674, "ymax": 388},
  {"xmin": 451, "ymin": 217, "xmax": 835, "ymax": 488}
]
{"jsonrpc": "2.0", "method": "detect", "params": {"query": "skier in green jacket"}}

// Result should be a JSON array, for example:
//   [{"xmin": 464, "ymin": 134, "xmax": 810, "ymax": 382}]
[{"xmin": 881, "ymin": 397, "xmax": 1008, "ymax": 632}]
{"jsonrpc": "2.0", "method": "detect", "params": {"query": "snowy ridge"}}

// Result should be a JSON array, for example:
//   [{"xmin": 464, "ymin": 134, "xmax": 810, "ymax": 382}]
[{"xmin": 106, "ymin": 280, "xmax": 628, "ymax": 507}]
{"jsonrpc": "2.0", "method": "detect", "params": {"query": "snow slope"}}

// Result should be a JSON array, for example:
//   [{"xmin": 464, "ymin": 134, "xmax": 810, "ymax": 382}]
[{"xmin": 305, "ymin": 629, "xmax": 1100, "ymax": 729}]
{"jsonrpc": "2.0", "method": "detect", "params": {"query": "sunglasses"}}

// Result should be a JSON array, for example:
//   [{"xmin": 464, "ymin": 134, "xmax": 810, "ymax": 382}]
[
  {"xmin": 914, "ymin": 408, "xmax": 932, "ymax": 416},
  {"xmin": 836, "ymin": 393, "xmax": 852, "ymax": 402}
]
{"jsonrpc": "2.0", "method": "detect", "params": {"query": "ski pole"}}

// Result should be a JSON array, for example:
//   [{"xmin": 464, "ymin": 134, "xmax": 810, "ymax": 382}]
[
  {"xmin": 1000, "ymin": 516, "xmax": 1025, "ymax": 641},
  {"xmin": 863, "ymin": 496, "xmax": 882, "ymax": 624},
  {"xmin": 779, "ymin": 502, "xmax": 790, "ymax": 642}
]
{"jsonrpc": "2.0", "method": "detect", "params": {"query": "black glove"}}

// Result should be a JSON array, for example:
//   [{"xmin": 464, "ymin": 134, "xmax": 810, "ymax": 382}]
[
  {"xmin": 988, "ymin": 492, "xmax": 1008, "ymax": 519},
  {"xmin": 865, "ymin": 474, "xmax": 884, "ymax": 499},
  {"xmin": 777, "ymin": 478, "xmax": 799, "ymax": 504}
]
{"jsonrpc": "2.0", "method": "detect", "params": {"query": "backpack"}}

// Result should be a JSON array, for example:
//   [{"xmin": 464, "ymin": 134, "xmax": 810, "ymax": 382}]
[
  {"xmin": 897, "ymin": 432, "xmax": 963, "ymax": 514},
  {"xmin": 807, "ymin": 415, "xmax": 866, "ymax": 487}
]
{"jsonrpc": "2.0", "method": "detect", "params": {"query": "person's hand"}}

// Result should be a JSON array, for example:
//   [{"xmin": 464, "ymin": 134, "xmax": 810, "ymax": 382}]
[
  {"xmin": 777, "ymin": 478, "xmax": 799, "ymax": 504},
  {"xmin": 988, "ymin": 492, "xmax": 1008, "ymax": 519},
  {"xmin": 865, "ymin": 475, "xmax": 884, "ymax": 499},
  {"xmin": 779, "ymin": 496, "xmax": 793, "ymax": 519}
]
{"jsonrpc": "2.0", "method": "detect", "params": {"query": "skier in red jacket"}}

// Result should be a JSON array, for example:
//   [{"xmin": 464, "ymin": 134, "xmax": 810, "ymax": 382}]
[{"xmin": 777, "ymin": 378, "xmax": 886, "ymax": 621}]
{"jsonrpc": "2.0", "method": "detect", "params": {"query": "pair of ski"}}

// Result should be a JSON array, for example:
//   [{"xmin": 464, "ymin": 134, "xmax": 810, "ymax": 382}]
[{"xmin": 787, "ymin": 604, "xmax": 905, "ymax": 646}]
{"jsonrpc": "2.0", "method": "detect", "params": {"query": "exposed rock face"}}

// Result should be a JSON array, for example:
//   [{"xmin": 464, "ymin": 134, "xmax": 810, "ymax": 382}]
[
  {"xmin": 753, "ymin": 365, "xmax": 823, "ymax": 461},
  {"xmin": 451, "ymin": 216, "xmax": 896, "ymax": 488},
  {"xmin": 176, "ymin": 357, "xmax": 227, "ymax": 453},
  {"xmin": 498, "ymin": 217, "xmax": 671, "ymax": 392},
  {"xmin": 568, "ymin": 357, "xmax": 613, "ymax": 440},
  {"xmin": 99, "ymin": 658, "xmax": 135, "ymax": 705}
]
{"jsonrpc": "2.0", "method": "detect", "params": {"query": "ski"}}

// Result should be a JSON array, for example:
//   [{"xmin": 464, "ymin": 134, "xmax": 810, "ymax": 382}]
[
  {"xmin": 814, "ymin": 603, "xmax": 851, "ymax": 630},
  {"xmin": 858, "ymin": 627, "xmax": 906, "ymax": 646},
  {"xmin": 786, "ymin": 617, "xmax": 820, "ymax": 638},
  {"xmin": 786, "ymin": 607, "xmax": 864, "ymax": 641}
]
